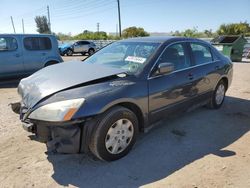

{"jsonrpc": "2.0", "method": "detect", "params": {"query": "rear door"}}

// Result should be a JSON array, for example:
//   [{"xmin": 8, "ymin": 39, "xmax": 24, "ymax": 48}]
[
  {"xmin": 148, "ymin": 42, "xmax": 197, "ymax": 123},
  {"xmin": 187, "ymin": 42, "xmax": 219, "ymax": 102},
  {"xmin": 0, "ymin": 36, "xmax": 24, "ymax": 78},
  {"xmin": 23, "ymin": 36, "xmax": 52, "ymax": 73},
  {"xmin": 81, "ymin": 41, "xmax": 90, "ymax": 52}
]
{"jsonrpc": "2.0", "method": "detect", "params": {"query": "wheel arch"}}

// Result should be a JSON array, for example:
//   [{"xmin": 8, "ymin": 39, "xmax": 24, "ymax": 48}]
[
  {"xmin": 44, "ymin": 60, "xmax": 59, "ymax": 67},
  {"xmin": 95, "ymin": 100, "xmax": 145, "ymax": 133},
  {"xmin": 217, "ymin": 76, "xmax": 229, "ymax": 91},
  {"xmin": 115, "ymin": 102, "xmax": 144, "ymax": 132}
]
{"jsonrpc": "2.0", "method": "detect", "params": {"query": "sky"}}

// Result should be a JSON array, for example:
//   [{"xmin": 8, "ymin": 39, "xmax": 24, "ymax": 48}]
[{"xmin": 0, "ymin": 0, "xmax": 249, "ymax": 35}]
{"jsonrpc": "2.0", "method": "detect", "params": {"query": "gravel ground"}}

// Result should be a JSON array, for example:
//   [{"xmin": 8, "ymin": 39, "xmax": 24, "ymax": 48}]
[{"xmin": 0, "ymin": 61, "xmax": 249, "ymax": 188}]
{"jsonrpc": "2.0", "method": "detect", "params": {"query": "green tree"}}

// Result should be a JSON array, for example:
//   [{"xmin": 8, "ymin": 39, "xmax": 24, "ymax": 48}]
[
  {"xmin": 74, "ymin": 31, "xmax": 109, "ymax": 40},
  {"xmin": 182, "ymin": 28, "xmax": 198, "ymax": 37},
  {"xmin": 55, "ymin": 32, "xmax": 73, "ymax": 41},
  {"xmin": 217, "ymin": 22, "xmax": 250, "ymax": 36},
  {"xmin": 35, "ymin": 16, "xmax": 50, "ymax": 34},
  {"xmin": 122, "ymin": 26, "xmax": 149, "ymax": 38},
  {"xmin": 204, "ymin": 29, "xmax": 214, "ymax": 37},
  {"xmin": 172, "ymin": 28, "xmax": 216, "ymax": 38}
]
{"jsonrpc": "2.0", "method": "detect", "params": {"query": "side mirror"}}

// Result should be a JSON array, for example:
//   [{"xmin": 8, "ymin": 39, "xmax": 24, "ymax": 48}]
[{"xmin": 156, "ymin": 62, "xmax": 174, "ymax": 75}]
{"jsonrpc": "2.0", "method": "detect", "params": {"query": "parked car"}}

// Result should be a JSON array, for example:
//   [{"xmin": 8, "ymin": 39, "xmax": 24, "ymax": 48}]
[
  {"xmin": 0, "ymin": 34, "xmax": 63, "ymax": 80},
  {"xmin": 12, "ymin": 36, "xmax": 233, "ymax": 161},
  {"xmin": 242, "ymin": 47, "xmax": 250, "ymax": 59},
  {"xmin": 59, "ymin": 40, "xmax": 96, "ymax": 56}
]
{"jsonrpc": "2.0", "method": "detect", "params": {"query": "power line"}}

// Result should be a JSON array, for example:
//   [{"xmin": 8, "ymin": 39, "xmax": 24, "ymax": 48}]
[
  {"xmin": 51, "ymin": 0, "xmax": 114, "ymax": 18},
  {"xmin": 51, "ymin": 4, "xmax": 117, "ymax": 22},
  {"xmin": 51, "ymin": 0, "xmax": 112, "ymax": 12}
]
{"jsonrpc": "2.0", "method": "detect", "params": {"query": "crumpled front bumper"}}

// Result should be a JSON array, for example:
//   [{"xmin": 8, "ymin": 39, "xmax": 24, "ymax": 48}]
[{"xmin": 11, "ymin": 102, "xmax": 92, "ymax": 154}]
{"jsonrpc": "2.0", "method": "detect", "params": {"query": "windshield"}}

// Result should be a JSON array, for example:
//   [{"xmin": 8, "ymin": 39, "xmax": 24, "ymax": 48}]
[{"xmin": 84, "ymin": 41, "xmax": 160, "ymax": 74}]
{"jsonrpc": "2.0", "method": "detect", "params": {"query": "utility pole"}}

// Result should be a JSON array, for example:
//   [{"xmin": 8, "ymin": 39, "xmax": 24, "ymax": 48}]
[
  {"xmin": 22, "ymin": 19, "xmax": 25, "ymax": 34},
  {"xmin": 47, "ymin": 5, "xmax": 51, "ymax": 33},
  {"xmin": 10, "ymin": 16, "xmax": 16, "ymax": 33},
  {"xmin": 116, "ymin": 23, "xmax": 118, "ymax": 37},
  {"xmin": 97, "ymin": 22, "xmax": 100, "ymax": 34},
  {"xmin": 117, "ymin": 0, "xmax": 121, "ymax": 38}
]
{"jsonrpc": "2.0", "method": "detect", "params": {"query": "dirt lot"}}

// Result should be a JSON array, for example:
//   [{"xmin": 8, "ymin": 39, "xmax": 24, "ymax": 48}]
[{"xmin": 0, "ymin": 61, "xmax": 250, "ymax": 188}]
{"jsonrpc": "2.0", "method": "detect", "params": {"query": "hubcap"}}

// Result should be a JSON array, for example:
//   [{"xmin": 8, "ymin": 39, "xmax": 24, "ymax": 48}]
[
  {"xmin": 215, "ymin": 84, "xmax": 225, "ymax": 105},
  {"xmin": 105, "ymin": 119, "xmax": 134, "ymax": 154}
]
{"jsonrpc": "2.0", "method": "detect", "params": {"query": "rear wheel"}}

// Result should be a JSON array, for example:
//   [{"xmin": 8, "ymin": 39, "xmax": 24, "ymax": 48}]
[
  {"xmin": 89, "ymin": 106, "xmax": 138, "ymax": 161},
  {"xmin": 207, "ymin": 80, "xmax": 226, "ymax": 109},
  {"xmin": 88, "ymin": 48, "xmax": 95, "ymax": 56}
]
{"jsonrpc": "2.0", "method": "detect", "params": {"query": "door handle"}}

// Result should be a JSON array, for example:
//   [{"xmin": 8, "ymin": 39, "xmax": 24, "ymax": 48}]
[
  {"xmin": 187, "ymin": 73, "xmax": 194, "ymax": 80},
  {"xmin": 41, "ymin": 53, "xmax": 46, "ymax": 56},
  {"xmin": 15, "ymin": 54, "xmax": 20, "ymax": 57}
]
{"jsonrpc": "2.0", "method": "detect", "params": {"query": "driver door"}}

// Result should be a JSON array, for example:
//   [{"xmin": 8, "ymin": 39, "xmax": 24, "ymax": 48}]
[
  {"xmin": 148, "ymin": 42, "xmax": 196, "ymax": 123},
  {"xmin": 73, "ymin": 42, "xmax": 82, "ymax": 53}
]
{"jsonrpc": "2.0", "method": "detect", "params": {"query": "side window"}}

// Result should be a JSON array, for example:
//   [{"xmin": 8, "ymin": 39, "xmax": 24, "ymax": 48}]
[
  {"xmin": 158, "ymin": 43, "xmax": 190, "ymax": 71},
  {"xmin": 190, "ymin": 43, "xmax": 213, "ymax": 65},
  {"xmin": 24, "ymin": 37, "xmax": 52, "ymax": 51},
  {"xmin": 0, "ymin": 37, "xmax": 18, "ymax": 51},
  {"xmin": 82, "ymin": 41, "xmax": 89, "ymax": 45}
]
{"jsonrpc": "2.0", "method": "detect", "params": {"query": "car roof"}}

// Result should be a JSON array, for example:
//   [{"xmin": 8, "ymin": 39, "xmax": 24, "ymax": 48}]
[
  {"xmin": 121, "ymin": 36, "xmax": 206, "ymax": 44},
  {"xmin": 0, "ymin": 33, "xmax": 54, "ymax": 37}
]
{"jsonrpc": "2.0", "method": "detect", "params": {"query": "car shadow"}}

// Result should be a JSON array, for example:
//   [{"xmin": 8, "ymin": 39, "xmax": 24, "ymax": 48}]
[{"xmin": 47, "ymin": 96, "xmax": 250, "ymax": 187}]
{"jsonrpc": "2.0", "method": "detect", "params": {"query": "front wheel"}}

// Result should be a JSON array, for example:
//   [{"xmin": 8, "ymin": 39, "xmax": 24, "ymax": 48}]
[
  {"xmin": 66, "ymin": 49, "xmax": 73, "ymax": 56},
  {"xmin": 89, "ymin": 106, "xmax": 138, "ymax": 161},
  {"xmin": 207, "ymin": 80, "xmax": 226, "ymax": 109}
]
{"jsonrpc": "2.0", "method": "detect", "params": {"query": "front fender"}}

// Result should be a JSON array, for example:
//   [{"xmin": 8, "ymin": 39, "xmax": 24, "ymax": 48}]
[{"xmin": 72, "ymin": 81, "xmax": 148, "ymax": 124}]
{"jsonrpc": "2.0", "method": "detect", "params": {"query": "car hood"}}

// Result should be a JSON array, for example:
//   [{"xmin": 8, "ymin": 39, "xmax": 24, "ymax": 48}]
[{"xmin": 18, "ymin": 61, "xmax": 125, "ymax": 108}]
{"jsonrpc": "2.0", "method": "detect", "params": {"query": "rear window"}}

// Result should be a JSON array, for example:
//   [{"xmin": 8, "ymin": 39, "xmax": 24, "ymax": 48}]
[
  {"xmin": 24, "ymin": 37, "xmax": 52, "ymax": 50},
  {"xmin": 81, "ymin": 41, "xmax": 90, "ymax": 45},
  {"xmin": 190, "ymin": 43, "xmax": 213, "ymax": 65},
  {"xmin": 0, "ymin": 37, "xmax": 18, "ymax": 51}
]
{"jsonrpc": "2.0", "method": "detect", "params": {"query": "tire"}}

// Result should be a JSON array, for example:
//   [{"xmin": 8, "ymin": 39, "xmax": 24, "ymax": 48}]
[
  {"xmin": 89, "ymin": 106, "xmax": 138, "ymax": 161},
  {"xmin": 67, "ymin": 49, "xmax": 73, "ymax": 56},
  {"xmin": 207, "ymin": 80, "xmax": 226, "ymax": 109},
  {"xmin": 88, "ymin": 48, "xmax": 95, "ymax": 56}
]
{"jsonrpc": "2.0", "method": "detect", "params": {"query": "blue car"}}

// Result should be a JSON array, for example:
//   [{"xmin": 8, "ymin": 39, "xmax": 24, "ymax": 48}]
[{"xmin": 0, "ymin": 34, "xmax": 63, "ymax": 79}]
